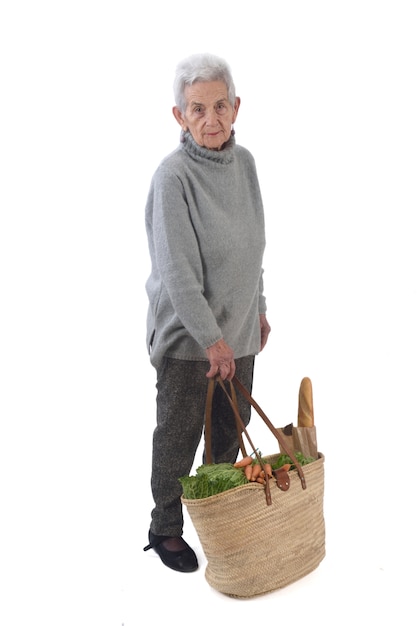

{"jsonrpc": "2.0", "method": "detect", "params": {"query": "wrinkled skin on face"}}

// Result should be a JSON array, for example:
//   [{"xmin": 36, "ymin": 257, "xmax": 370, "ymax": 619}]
[{"xmin": 173, "ymin": 80, "xmax": 240, "ymax": 151}]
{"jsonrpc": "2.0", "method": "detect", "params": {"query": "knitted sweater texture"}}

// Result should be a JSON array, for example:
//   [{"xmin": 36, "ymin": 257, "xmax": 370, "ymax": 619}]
[{"xmin": 145, "ymin": 131, "xmax": 267, "ymax": 367}]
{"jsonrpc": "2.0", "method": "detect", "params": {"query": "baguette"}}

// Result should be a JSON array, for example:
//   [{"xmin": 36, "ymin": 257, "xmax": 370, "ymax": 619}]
[{"xmin": 297, "ymin": 377, "xmax": 314, "ymax": 427}]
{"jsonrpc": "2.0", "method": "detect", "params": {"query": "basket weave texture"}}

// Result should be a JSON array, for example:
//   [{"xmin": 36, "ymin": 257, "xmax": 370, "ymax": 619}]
[{"xmin": 182, "ymin": 453, "xmax": 325, "ymax": 598}]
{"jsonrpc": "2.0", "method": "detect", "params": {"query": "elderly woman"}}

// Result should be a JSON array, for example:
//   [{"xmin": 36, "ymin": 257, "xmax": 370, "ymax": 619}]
[{"xmin": 143, "ymin": 53, "xmax": 271, "ymax": 572}]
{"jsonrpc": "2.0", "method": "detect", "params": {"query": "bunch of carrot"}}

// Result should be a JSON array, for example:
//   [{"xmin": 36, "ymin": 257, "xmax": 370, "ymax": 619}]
[
  {"xmin": 234, "ymin": 456, "xmax": 292, "ymax": 485},
  {"xmin": 233, "ymin": 456, "xmax": 271, "ymax": 484}
]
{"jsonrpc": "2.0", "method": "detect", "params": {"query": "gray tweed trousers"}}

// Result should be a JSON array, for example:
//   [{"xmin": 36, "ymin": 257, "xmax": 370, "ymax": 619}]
[{"xmin": 149, "ymin": 355, "xmax": 255, "ymax": 537}]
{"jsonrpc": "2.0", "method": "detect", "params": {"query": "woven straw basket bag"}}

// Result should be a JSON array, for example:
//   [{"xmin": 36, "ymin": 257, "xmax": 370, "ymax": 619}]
[{"xmin": 181, "ymin": 377, "xmax": 325, "ymax": 598}]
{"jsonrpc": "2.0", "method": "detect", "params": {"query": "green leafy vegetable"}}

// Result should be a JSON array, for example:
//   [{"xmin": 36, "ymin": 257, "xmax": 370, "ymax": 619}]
[
  {"xmin": 179, "ymin": 463, "xmax": 249, "ymax": 499},
  {"xmin": 179, "ymin": 453, "xmax": 316, "ymax": 499},
  {"xmin": 271, "ymin": 452, "xmax": 315, "ymax": 470}
]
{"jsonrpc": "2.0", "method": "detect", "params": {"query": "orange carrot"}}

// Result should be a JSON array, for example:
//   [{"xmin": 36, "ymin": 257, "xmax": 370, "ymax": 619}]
[
  {"xmin": 256, "ymin": 476, "xmax": 266, "ymax": 485},
  {"xmin": 244, "ymin": 464, "xmax": 253, "ymax": 480},
  {"xmin": 250, "ymin": 463, "xmax": 262, "ymax": 481},
  {"xmin": 234, "ymin": 456, "xmax": 253, "ymax": 468},
  {"xmin": 280, "ymin": 463, "xmax": 291, "ymax": 472},
  {"xmin": 264, "ymin": 463, "xmax": 273, "ymax": 478}
]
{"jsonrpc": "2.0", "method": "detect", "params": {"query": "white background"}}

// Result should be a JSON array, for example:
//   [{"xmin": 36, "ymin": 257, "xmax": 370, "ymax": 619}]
[{"xmin": 1, "ymin": 1, "xmax": 416, "ymax": 624}]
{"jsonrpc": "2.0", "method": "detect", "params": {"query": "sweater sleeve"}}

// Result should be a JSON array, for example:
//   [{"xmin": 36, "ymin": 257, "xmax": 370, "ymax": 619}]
[{"xmin": 149, "ymin": 166, "xmax": 223, "ymax": 349}]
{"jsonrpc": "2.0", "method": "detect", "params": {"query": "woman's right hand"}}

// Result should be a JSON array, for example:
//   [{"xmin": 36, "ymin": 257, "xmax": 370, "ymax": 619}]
[{"xmin": 205, "ymin": 339, "xmax": 235, "ymax": 381}]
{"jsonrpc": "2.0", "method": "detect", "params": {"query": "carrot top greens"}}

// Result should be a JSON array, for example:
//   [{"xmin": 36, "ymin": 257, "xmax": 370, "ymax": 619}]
[{"xmin": 271, "ymin": 451, "xmax": 315, "ymax": 469}]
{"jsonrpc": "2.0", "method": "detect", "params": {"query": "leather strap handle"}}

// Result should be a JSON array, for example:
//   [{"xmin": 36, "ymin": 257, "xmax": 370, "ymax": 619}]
[
  {"xmin": 204, "ymin": 376, "xmax": 306, "ymax": 494},
  {"xmin": 204, "ymin": 377, "xmax": 248, "ymax": 464},
  {"xmin": 232, "ymin": 376, "xmax": 306, "ymax": 489},
  {"xmin": 205, "ymin": 376, "xmax": 272, "ymax": 503}
]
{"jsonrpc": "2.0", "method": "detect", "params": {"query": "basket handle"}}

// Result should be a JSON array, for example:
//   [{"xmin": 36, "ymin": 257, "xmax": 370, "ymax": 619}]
[
  {"xmin": 205, "ymin": 376, "xmax": 274, "ymax": 504},
  {"xmin": 232, "ymin": 376, "xmax": 306, "ymax": 489},
  {"xmin": 204, "ymin": 377, "xmax": 249, "ymax": 464},
  {"xmin": 204, "ymin": 376, "xmax": 306, "ymax": 493}
]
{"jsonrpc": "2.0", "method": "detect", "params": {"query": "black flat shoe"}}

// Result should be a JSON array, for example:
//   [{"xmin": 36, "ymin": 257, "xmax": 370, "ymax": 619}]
[{"xmin": 143, "ymin": 530, "xmax": 198, "ymax": 573}]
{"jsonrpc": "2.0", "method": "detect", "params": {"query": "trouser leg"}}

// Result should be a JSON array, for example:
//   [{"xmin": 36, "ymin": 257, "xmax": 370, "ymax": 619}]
[
  {"xmin": 149, "ymin": 355, "xmax": 255, "ymax": 536},
  {"xmin": 150, "ymin": 358, "xmax": 207, "ymax": 536}
]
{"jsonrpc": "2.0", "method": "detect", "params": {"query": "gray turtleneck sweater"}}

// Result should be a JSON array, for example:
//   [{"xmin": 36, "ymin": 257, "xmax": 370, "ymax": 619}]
[{"xmin": 145, "ymin": 132, "xmax": 267, "ymax": 368}]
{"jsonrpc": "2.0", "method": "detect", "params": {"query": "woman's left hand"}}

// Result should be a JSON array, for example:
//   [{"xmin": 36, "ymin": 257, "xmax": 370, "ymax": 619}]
[{"xmin": 259, "ymin": 314, "xmax": 271, "ymax": 351}]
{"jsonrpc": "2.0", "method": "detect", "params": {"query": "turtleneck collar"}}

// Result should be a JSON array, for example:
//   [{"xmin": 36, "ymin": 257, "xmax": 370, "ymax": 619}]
[{"xmin": 180, "ymin": 130, "xmax": 235, "ymax": 164}]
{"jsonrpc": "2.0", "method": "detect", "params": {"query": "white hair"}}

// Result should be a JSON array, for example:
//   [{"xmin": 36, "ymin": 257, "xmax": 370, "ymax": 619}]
[{"xmin": 173, "ymin": 53, "xmax": 236, "ymax": 113}]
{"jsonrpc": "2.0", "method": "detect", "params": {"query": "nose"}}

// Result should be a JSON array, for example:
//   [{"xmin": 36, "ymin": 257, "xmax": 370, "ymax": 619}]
[{"xmin": 205, "ymin": 108, "xmax": 219, "ymax": 126}]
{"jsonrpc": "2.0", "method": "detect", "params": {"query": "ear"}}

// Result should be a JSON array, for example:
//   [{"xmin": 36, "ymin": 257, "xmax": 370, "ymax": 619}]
[
  {"xmin": 173, "ymin": 106, "xmax": 186, "ymax": 129},
  {"xmin": 232, "ymin": 97, "xmax": 241, "ymax": 124}
]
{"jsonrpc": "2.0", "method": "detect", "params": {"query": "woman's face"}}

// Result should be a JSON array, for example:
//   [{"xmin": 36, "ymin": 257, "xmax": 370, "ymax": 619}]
[{"xmin": 173, "ymin": 80, "xmax": 240, "ymax": 151}]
